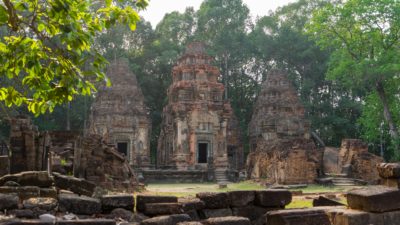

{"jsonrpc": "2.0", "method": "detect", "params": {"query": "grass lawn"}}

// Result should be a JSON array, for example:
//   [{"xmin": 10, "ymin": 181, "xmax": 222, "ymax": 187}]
[{"xmin": 143, "ymin": 181, "xmax": 356, "ymax": 208}]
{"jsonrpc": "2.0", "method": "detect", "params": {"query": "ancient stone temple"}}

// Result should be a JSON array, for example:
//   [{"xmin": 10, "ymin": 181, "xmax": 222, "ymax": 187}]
[
  {"xmin": 157, "ymin": 42, "xmax": 242, "ymax": 178},
  {"xmin": 88, "ymin": 59, "xmax": 151, "ymax": 168},
  {"xmin": 247, "ymin": 70, "xmax": 322, "ymax": 184}
]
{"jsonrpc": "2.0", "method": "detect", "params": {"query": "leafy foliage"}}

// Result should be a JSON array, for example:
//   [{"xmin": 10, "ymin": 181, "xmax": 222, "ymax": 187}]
[
  {"xmin": 0, "ymin": 0, "xmax": 147, "ymax": 115},
  {"xmin": 307, "ymin": 0, "xmax": 400, "ymax": 158}
]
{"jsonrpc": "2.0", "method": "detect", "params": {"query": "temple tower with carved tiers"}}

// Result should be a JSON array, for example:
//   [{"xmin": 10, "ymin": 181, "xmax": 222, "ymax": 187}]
[
  {"xmin": 88, "ymin": 59, "xmax": 151, "ymax": 168},
  {"xmin": 247, "ymin": 70, "xmax": 321, "ymax": 184},
  {"xmin": 157, "ymin": 42, "xmax": 242, "ymax": 175}
]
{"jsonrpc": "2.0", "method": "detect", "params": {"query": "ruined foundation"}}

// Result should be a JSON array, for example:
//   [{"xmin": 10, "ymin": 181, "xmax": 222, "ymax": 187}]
[
  {"xmin": 88, "ymin": 59, "xmax": 151, "ymax": 168},
  {"xmin": 247, "ymin": 70, "xmax": 321, "ymax": 184}
]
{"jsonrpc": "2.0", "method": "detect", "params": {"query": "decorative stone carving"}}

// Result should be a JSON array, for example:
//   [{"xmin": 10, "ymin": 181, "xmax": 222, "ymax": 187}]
[
  {"xmin": 157, "ymin": 42, "xmax": 243, "ymax": 175},
  {"xmin": 88, "ymin": 59, "xmax": 151, "ymax": 168}
]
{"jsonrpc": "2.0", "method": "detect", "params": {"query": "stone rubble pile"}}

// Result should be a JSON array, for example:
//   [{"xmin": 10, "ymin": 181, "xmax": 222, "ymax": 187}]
[{"xmin": 137, "ymin": 189, "xmax": 292, "ymax": 225}]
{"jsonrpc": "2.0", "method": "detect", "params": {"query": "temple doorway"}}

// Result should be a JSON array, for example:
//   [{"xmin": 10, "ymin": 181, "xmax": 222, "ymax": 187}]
[
  {"xmin": 197, "ymin": 142, "xmax": 208, "ymax": 163},
  {"xmin": 117, "ymin": 142, "xmax": 128, "ymax": 156}
]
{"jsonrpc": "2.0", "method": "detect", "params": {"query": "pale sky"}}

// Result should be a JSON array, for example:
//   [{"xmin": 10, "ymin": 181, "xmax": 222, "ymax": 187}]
[{"xmin": 140, "ymin": 0, "xmax": 297, "ymax": 27}]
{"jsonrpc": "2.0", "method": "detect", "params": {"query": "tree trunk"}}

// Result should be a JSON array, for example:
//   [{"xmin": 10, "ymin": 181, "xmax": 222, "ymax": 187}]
[{"xmin": 376, "ymin": 81, "xmax": 399, "ymax": 157}]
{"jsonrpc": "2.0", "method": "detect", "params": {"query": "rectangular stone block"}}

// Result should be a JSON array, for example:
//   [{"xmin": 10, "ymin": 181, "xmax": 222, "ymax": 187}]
[
  {"xmin": 202, "ymin": 216, "xmax": 251, "ymax": 225},
  {"xmin": 58, "ymin": 194, "xmax": 101, "ymax": 215},
  {"xmin": 0, "ymin": 186, "xmax": 40, "ymax": 200},
  {"xmin": 101, "ymin": 194, "xmax": 134, "ymax": 212},
  {"xmin": 326, "ymin": 208, "xmax": 400, "ymax": 225},
  {"xmin": 254, "ymin": 189, "xmax": 292, "ymax": 208},
  {"xmin": 347, "ymin": 186, "xmax": 400, "ymax": 212},
  {"xmin": 380, "ymin": 178, "xmax": 400, "ymax": 188},
  {"xmin": 140, "ymin": 214, "xmax": 191, "ymax": 225},
  {"xmin": 144, "ymin": 203, "xmax": 183, "ymax": 216},
  {"xmin": 57, "ymin": 220, "xmax": 116, "ymax": 225},
  {"xmin": 136, "ymin": 195, "xmax": 178, "ymax": 212},
  {"xmin": 39, "ymin": 188, "xmax": 57, "ymax": 199},
  {"xmin": 181, "ymin": 199, "xmax": 205, "ymax": 211},
  {"xmin": 377, "ymin": 163, "xmax": 400, "ymax": 178},
  {"xmin": 196, "ymin": 192, "xmax": 230, "ymax": 209},
  {"xmin": 266, "ymin": 208, "xmax": 331, "ymax": 225},
  {"xmin": 2, "ymin": 221, "xmax": 52, "ymax": 225},
  {"xmin": 232, "ymin": 206, "xmax": 273, "ymax": 221},
  {"xmin": 53, "ymin": 173, "xmax": 95, "ymax": 197},
  {"xmin": 201, "ymin": 208, "xmax": 232, "ymax": 219},
  {"xmin": 228, "ymin": 191, "xmax": 255, "ymax": 207}
]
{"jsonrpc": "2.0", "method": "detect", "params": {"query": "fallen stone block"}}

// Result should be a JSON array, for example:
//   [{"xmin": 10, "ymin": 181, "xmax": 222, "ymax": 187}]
[
  {"xmin": 101, "ymin": 195, "xmax": 135, "ymax": 212},
  {"xmin": 105, "ymin": 208, "xmax": 134, "ymax": 221},
  {"xmin": 266, "ymin": 208, "xmax": 331, "ymax": 225},
  {"xmin": 0, "ymin": 186, "xmax": 40, "ymax": 200},
  {"xmin": 380, "ymin": 178, "xmax": 400, "ymax": 188},
  {"xmin": 53, "ymin": 173, "xmax": 96, "ymax": 197},
  {"xmin": 228, "ymin": 191, "xmax": 255, "ymax": 207},
  {"xmin": 231, "ymin": 206, "xmax": 273, "ymax": 221},
  {"xmin": 140, "ymin": 214, "xmax": 191, "ymax": 225},
  {"xmin": 313, "ymin": 196, "xmax": 345, "ymax": 207},
  {"xmin": 326, "ymin": 208, "xmax": 381, "ymax": 225},
  {"xmin": 181, "ymin": 199, "xmax": 205, "ymax": 212},
  {"xmin": 202, "ymin": 216, "xmax": 251, "ymax": 225},
  {"xmin": 58, "ymin": 194, "xmax": 101, "ymax": 215},
  {"xmin": 0, "ymin": 193, "xmax": 19, "ymax": 210},
  {"xmin": 2, "ymin": 220, "xmax": 53, "ymax": 225},
  {"xmin": 201, "ymin": 208, "xmax": 232, "ymax": 219},
  {"xmin": 39, "ymin": 188, "xmax": 57, "ymax": 199},
  {"xmin": 185, "ymin": 210, "xmax": 200, "ymax": 221},
  {"xmin": 7, "ymin": 209, "xmax": 36, "ymax": 219},
  {"xmin": 143, "ymin": 203, "xmax": 183, "ymax": 216},
  {"xmin": 195, "ymin": 193, "xmax": 230, "ymax": 209},
  {"xmin": 177, "ymin": 222, "xmax": 203, "ymax": 225},
  {"xmin": 23, "ymin": 197, "xmax": 57, "ymax": 211},
  {"xmin": 0, "ymin": 171, "xmax": 53, "ymax": 187},
  {"xmin": 377, "ymin": 163, "xmax": 400, "ymax": 178},
  {"xmin": 136, "ymin": 195, "xmax": 177, "ymax": 212},
  {"xmin": 347, "ymin": 186, "xmax": 400, "ymax": 212},
  {"xmin": 57, "ymin": 220, "xmax": 116, "ymax": 225},
  {"xmin": 325, "ymin": 208, "xmax": 400, "ymax": 225},
  {"xmin": 254, "ymin": 189, "xmax": 292, "ymax": 208}
]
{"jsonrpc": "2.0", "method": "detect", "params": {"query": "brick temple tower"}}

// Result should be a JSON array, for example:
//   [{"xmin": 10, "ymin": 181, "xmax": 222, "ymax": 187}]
[
  {"xmin": 247, "ymin": 70, "xmax": 321, "ymax": 184},
  {"xmin": 88, "ymin": 59, "xmax": 151, "ymax": 168},
  {"xmin": 157, "ymin": 42, "xmax": 242, "ymax": 178}
]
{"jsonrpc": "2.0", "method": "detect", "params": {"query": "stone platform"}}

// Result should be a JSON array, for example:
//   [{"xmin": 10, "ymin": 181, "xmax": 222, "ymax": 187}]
[{"xmin": 142, "ymin": 170, "xmax": 208, "ymax": 183}]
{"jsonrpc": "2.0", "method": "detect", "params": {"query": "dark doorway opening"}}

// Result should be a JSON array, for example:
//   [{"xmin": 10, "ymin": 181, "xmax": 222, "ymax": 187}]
[
  {"xmin": 117, "ymin": 142, "xmax": 128, "ymax": 156},
  {"xmin": 198, "ymin": 143, "xmax": 208, "ymax": 163}
]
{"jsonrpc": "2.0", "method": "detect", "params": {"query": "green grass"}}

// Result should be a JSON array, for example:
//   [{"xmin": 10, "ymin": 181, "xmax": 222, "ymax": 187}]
[
  {"xmin": 144, "ymin": 181, "xmax": 265, "ymax": 197},
  {"xmin": 286, "ymin": 199, "xmax": 314, "ymax": 208},
  {"xmin": 144, "ymin": 182, "xmax": 355, "ymax": 196}
]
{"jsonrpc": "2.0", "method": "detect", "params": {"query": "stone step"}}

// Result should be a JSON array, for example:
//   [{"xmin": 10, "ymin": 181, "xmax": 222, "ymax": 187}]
[
  {"xmin": 332, "ymin": 178, "xmax": 356, "ymax": 183},
  {"xmin": 332, "ymin": 182, "xmax": 357, "ymax": 186},
  {"xmin": 325, "ymin": 173, "xmax": 349, "ymax": 178}
]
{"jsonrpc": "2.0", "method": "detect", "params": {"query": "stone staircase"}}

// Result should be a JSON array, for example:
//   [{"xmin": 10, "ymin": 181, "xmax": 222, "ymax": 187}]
[
  {"xmin": 215, "ymin": 169, "xmax": 229, "ymax": 183},
  {"xmin": 325, "ymin": 173, "xmax": 360, "ymax": 186}
]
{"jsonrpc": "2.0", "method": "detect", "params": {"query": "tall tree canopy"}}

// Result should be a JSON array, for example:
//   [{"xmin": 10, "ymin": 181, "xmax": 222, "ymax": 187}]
[
  {"xmin": 0, "ymin": 0, "xmax": 147, "ymax": 115},
  {"xmin": 307, "ymin": 0, "xmax": 400, "ymax": 158}
]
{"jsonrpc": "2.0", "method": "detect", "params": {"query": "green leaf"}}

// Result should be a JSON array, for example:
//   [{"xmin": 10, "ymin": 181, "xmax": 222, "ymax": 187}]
[
  {"xmin": 38, "ymin": 23, "xmax": 46, "ymax": 32},
  {"xmin": 0, "ymin": 5, "xmax": 8, "ymax": 25}
]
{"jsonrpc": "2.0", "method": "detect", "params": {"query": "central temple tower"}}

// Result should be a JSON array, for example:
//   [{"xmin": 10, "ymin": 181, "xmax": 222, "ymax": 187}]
[{"xmin": 157, "ymin": 42, "xmax": 239, "ymax": 173}]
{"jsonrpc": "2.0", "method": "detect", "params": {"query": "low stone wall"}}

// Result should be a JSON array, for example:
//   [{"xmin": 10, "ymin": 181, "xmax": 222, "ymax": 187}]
[
  {"xmin": 136, "ymin": 189, "xmax": 292, "ymax": 224},
  {"xmin": 142, "ymin": 169, "xmax": 208, "ymax": 183}
]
